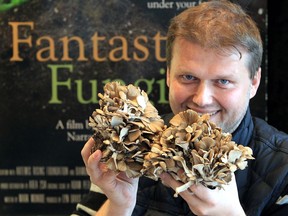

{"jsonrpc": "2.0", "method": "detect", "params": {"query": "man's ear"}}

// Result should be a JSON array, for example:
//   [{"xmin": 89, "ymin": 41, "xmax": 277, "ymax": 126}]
[
  {"xmin": 166, "ymin": 68, "xmax": 170, "ymax": 88},
  {"xmin": 250, "ymin": 67, "xmax": 261, "ymax": 99}
]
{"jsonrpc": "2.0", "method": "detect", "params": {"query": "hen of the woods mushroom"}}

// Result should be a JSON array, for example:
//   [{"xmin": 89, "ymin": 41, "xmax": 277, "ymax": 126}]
[{"xmin": 89, "ymin": 82, "xmax": 254, "ymax": 196}]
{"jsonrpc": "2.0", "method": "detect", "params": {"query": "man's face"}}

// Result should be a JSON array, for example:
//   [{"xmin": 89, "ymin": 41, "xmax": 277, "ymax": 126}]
[{"xmin": 166, "ymin": 38, "xmax": 261, "ymax": 133}]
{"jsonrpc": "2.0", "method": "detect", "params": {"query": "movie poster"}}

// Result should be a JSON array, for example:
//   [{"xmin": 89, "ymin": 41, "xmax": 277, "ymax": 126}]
[{"xmin": 0, "ymin": 0, "xmax": 266, "ymax": 215}]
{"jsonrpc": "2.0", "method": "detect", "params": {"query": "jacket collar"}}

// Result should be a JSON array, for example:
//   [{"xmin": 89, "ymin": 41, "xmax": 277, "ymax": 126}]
[
  {"xmin": 232, "ymin": 108, "xmax": 254, "ymax": 147},
  {"xmin": 232, "ymin": 108, "xmax": 254, "ymax": 200}
]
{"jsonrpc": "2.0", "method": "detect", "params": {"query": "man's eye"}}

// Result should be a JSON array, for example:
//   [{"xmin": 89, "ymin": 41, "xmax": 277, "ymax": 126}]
[
  {"xmin": 182, "ymin": 75, "xmax": 195, "ymax": 81},
  {"xmin": 218, "ymin": 79, "xmax": 230, "ymax": 85}
]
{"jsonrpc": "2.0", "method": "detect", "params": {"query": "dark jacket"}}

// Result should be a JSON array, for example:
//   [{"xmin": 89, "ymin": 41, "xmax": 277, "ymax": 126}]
[{"xmin": 72, "ymin": 110, "xmax": 288, "ymax": 216}]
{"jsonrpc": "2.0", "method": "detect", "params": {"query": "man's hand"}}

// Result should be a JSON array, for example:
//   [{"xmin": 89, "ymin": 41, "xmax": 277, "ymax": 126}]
[
  {"xmin": 81, "ymin": 138, "xmax": 139, "ymax": 215},
  {"xmin": 160, "ymin": 172, "xmax": 246, "ymax": 216}
]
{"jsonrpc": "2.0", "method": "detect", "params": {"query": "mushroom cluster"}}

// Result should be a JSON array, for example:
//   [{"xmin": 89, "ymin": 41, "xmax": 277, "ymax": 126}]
[
  {"xmin": 142, "ymin": 109, "xmax": 254, "ymax": 196},
  {"xmin": 89, "ymin": 81, "xmax": 165, "ymax": 178},
  {"xmin": 89, "ymin": 82, "xmax": 254, "ymax": 195}
]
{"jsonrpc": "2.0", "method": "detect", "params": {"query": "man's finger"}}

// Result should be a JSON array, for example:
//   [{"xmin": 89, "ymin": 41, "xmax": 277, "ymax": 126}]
[{"xmin": 81, "ymin": 137, "xmax": 95, "ymax": 166}]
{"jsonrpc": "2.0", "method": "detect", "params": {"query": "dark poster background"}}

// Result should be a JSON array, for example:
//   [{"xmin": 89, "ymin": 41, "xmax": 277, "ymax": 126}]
[
  {"xmin": 0, "ymin": 0, "xmax": 267, "ymax": 215},
  {"xmin": 267, "ymin": 1, "xmax": 288, "ymax": 133}
]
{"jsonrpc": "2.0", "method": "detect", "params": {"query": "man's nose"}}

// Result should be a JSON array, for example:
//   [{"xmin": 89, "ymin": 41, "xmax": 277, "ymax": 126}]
[{"xmin": 192, "ymin": 82, "xmax": 213, "ymax": 106}]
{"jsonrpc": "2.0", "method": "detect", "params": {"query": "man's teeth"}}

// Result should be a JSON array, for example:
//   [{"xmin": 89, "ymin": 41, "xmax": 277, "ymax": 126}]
[{"xmin": 197, "ymin": 111, "xmax": 217, "ymax": 116}]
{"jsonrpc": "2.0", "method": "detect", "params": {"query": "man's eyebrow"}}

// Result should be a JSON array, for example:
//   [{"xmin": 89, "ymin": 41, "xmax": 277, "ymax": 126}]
[{"xmin": 213, "ymin": 70, "xmax": 238, "ymax": 79}]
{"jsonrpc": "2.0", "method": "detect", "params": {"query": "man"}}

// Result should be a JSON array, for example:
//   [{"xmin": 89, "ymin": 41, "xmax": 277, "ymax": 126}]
[{"xmin": 73, "ymin": 0, "xmax": 288, "ymax": 215}]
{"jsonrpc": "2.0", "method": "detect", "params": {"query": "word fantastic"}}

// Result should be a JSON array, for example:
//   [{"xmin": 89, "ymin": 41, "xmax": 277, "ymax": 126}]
[{"xmin": 9, "ymin": 22, "xmax": 166, "ymax": 62}]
